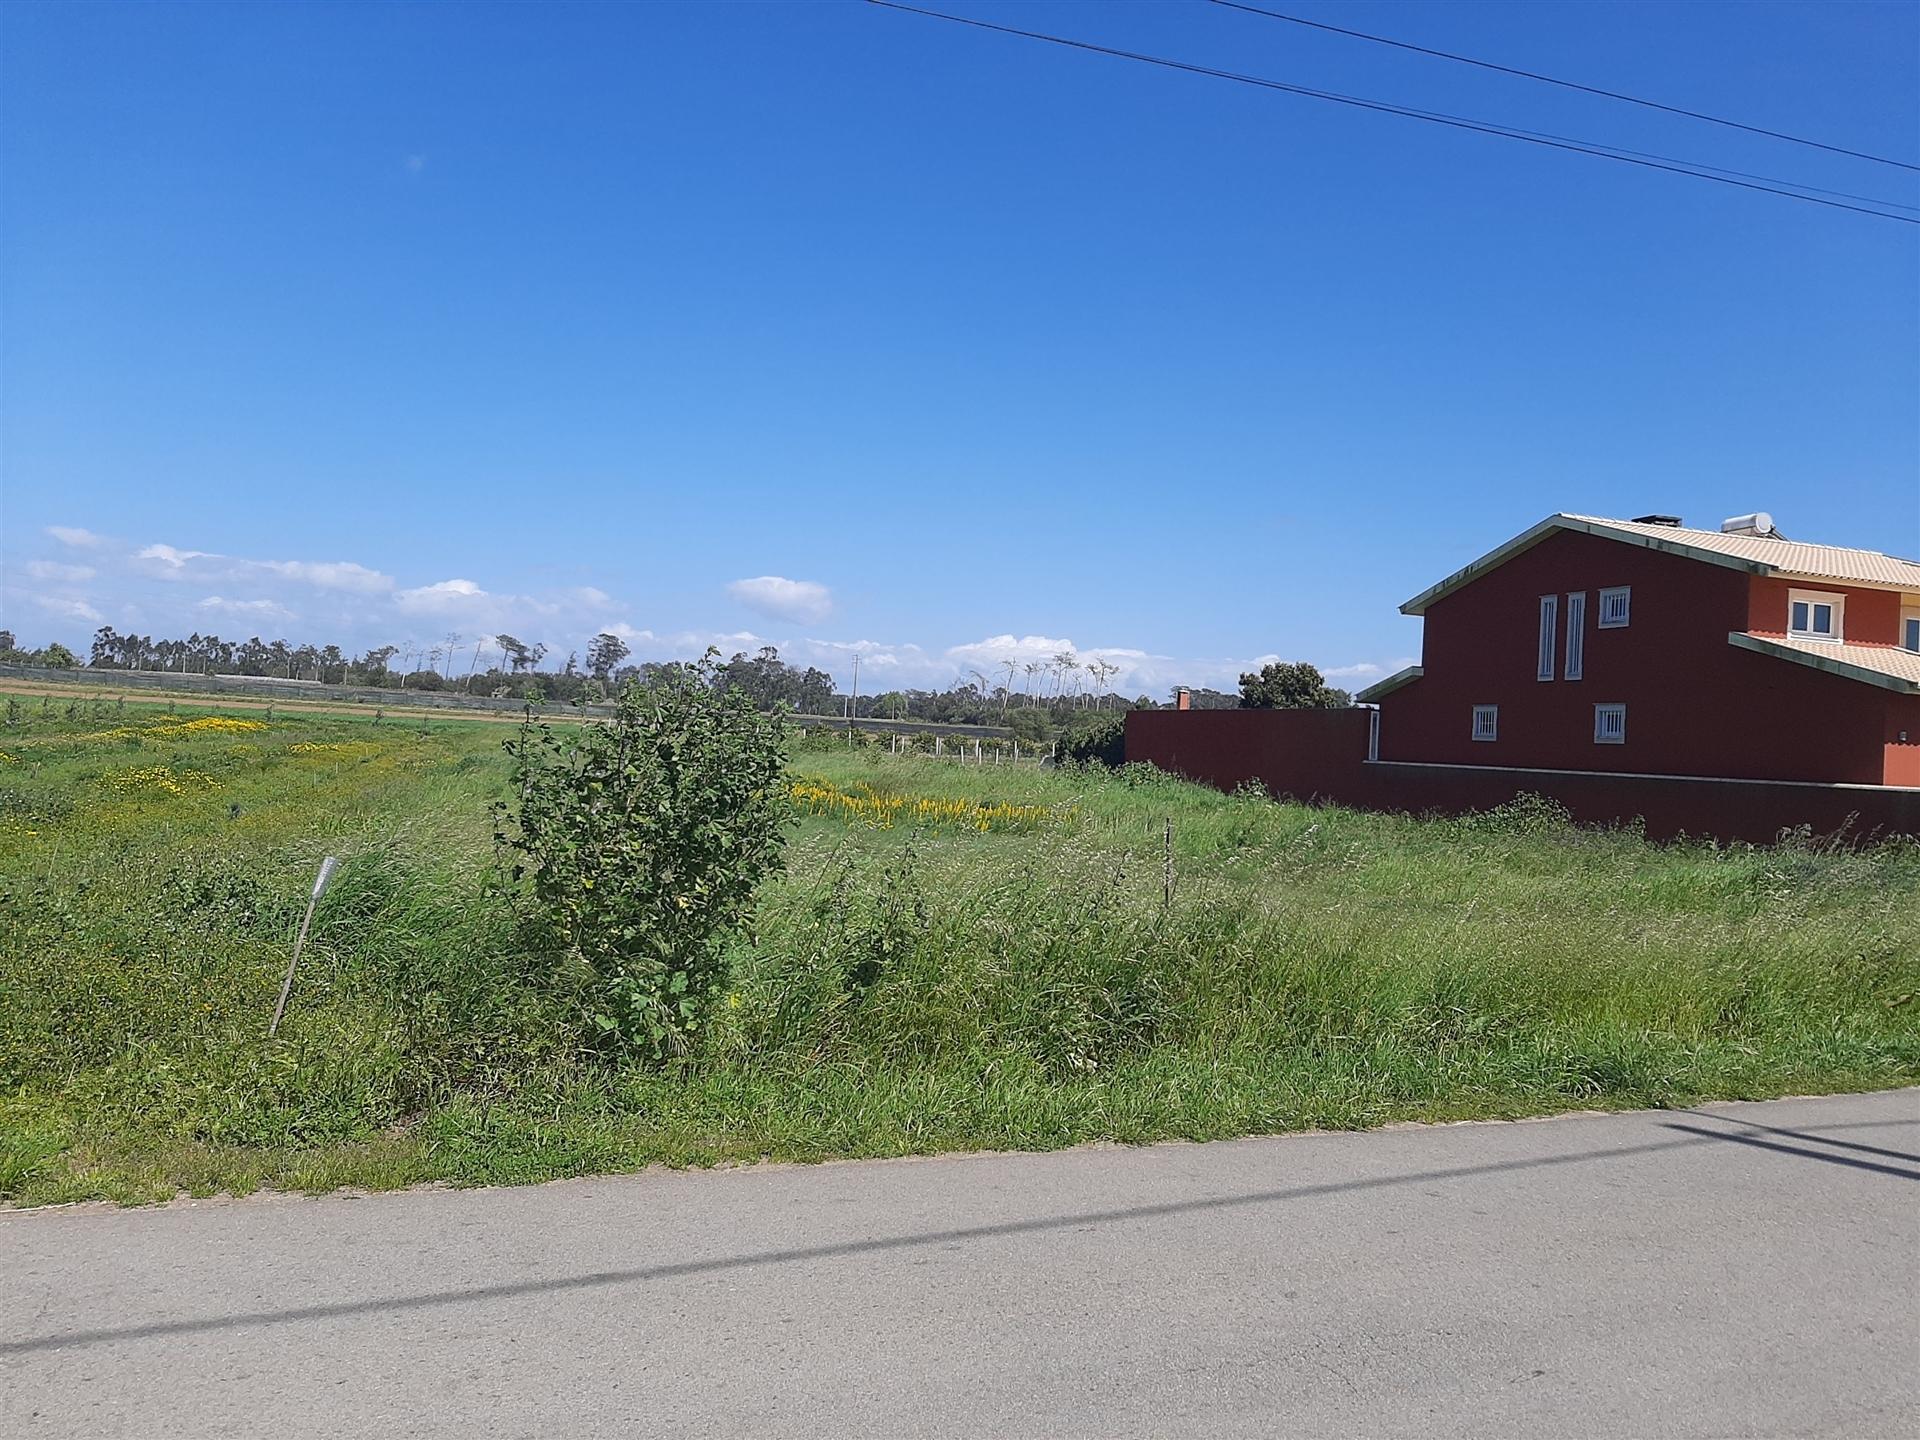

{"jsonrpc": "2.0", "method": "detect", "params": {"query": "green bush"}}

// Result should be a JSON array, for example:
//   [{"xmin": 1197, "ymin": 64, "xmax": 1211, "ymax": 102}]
[
  {"xmin": 494, "ymin": 652, "xmax": 789, "ymax": 1056},
  {"xmin": 1006, "ymin": 708, "xmax": 1051, "ymax": 743},
  {"xmin": 1058, "ymin": 713, "xmax": 1127, "ymax": 767}
]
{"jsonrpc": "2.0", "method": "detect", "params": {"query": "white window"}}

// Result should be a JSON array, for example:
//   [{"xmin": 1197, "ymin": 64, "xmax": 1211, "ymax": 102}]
[
  {"xmin": 1565, "ymin": 592, "xmax": 1586, "ymax": 680},
  {"xmin": 1597, "ymin": 587, "xmax": 1631, "ymax": 629},
  {"xmin": 1594, "ymin": 703, "xmax": 1626, "ymax": 745},
  {"xmin": 1537, "ymin": 595, "xmax": 1558, "ymax": 680},
  {"xmin": 1367, "ymin": 706, "xmax": 1381, "ymax": 761},
  {"xmin": 1472, "ymin": 705, "xmax": 1498, "ymax": 742},
  {"xmin": 1903, "ymin": 613, "xmax": 1919, "ymax": 653},
  {"xmin": 1787, "ymin": 588, "xmax": 1844, "ymax": 643}
]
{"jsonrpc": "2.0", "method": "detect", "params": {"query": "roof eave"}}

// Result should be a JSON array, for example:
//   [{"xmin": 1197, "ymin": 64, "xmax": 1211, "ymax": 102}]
[
  {"xmin": 1727, "ymin": 632, "xmax": 1920, "ymax": 695},
  {"xmin": 1400, "ymin": 514, "xmax": 1774, "ymax": 616},
  {"xmin": 1354, "ymin": 664, "xmax": 1424, "ymax": 703}
]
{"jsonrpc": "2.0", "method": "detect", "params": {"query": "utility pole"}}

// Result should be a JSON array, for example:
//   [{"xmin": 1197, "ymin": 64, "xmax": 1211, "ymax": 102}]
[{"xmin": 848, "ymin": 654, "xmax": 860, "ymax": 745}]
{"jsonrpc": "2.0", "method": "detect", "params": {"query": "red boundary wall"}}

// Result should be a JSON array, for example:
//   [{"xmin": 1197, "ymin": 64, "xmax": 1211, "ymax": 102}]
[{"xmin": 1124, "ymin": 709, "xmax": 1920, "ymax": 845}]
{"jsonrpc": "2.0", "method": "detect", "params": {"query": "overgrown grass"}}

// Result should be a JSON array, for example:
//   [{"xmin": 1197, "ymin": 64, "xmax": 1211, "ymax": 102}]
[{"xmin": 3, "ymin": 696, "xmax": 1916, "ymax": 1205}]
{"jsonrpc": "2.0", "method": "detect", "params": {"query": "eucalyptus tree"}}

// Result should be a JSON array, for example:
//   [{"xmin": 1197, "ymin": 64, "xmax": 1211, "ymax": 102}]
[{"xmin": 587, "ymin": 632, "xmax": 631, "ymax": 683}]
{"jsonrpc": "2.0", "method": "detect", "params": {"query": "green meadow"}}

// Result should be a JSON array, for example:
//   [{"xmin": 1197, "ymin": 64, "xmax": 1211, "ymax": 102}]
[{"xmin": 3, "ymin": 694, "xmax": 1916, "ymax": 1206}]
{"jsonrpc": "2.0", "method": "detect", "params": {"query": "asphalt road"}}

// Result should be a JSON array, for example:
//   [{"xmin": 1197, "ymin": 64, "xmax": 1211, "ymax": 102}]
[{"xmin": 4, "ymin": 1090, "xmax": 1916, "ymax": 1438}]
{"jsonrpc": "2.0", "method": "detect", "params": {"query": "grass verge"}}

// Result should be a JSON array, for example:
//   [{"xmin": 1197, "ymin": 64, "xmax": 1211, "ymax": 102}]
[{"xmin": 3, "ymin": 699, "xmax": 1916, "ymax": 1204}]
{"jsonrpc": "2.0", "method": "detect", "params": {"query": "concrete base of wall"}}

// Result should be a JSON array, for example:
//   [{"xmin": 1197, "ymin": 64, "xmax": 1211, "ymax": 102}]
[{"xmin": 1125, "ymin": 709, "xmax": 1920, "ymax": 844}]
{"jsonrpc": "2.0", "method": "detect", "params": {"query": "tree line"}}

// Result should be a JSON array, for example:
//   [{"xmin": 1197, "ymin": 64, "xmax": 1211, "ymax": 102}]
[
  {"xmin": 4, "ymin": 626, "xmax": 1351, "ymax": 725},
  {"xmin": 0, "ymin": 631, "xmax": 78, "ymax": 668}
]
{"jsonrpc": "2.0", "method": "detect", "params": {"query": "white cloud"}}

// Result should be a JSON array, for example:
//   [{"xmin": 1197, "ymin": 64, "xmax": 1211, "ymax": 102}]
[
  {"xmin": 570, "ymin": 586, "xmax": 616, "ymax": 609},
  {"xmin": 797, "ymin": 636, "xmax": 936, "ymax": 676},
  {"xmin": 196, "ymin": 596, "xmax": 295, "ymax": 621},
  {"xmin": 47, "ymin": 526, "xmax": 107, "ymax": 549},
  {"xmin": 946, "ymin": 634, "xmax": 1088, "ymax": 669},
  {"xmin": 1321, "ymin": 659, "xmax": 1418, "ymax": 681},
  {"xmin": 934, "ymin": 634, "xmax": 1401, "ymax": 699},
  {"xmin": 26, "ymin": 560, "xmax": 97, "ymax": 582},
  {"xmin": 255, "ymin": 559, "xmax": 394, "ymax": 593},
  {"xmin": 135, "ymin": 543, "xmax": 214, "ymax": 577},
  {"xmin": 30, "ymin": 594, "xmax": 104, "ymax": 623},
  {"xmin": 394, "ymin": 578, "xmax": 489, "ymax": 615},
  {"xmin": 727, "ymin": 576, "xmax": 833, "ymax": 625},
  {"xmin": 943, "ymin": 635, "xmax": 1171, "ymax": 693},
  {"xmin": 131, "ymin": 544, "xmax": 396, "ymax": 594}
]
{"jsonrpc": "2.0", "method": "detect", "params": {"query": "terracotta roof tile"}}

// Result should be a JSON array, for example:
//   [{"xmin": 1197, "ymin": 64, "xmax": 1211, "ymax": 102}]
[
  {"xmin": 1568, "ymin": 516, "xmax": 1920, "ymax": 589},
  {"xmin": 1730, "ymin": 632, "xmax": 1920, "ymax": 693}
]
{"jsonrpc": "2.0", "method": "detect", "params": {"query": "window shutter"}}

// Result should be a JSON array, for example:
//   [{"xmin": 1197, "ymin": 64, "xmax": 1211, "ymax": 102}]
[
  {"xmin": 1537, "ymin": 596, "xmax": 1558, "ymax": 681},
  {"xmin": 1565, "ymin": 593, "xmax": 1586, "ymax": 680}
]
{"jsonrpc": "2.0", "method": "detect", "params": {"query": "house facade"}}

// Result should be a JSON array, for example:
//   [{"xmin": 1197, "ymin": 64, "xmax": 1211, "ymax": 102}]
[{"xmin": 1356, "ymin": 514, "xmax": 1920, "ymax": 788}]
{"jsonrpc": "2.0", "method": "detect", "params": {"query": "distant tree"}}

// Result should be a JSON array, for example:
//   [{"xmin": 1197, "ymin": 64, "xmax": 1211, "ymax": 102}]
[
  {"xmin": 39, "ymin": 642, "xmax": 77, "ymax": 669},
  {"xmin": 1237, "ymin": 661, "xmax": 1350, "ymax": 710},
  {"xmin": 91, "ymin": 626, "xmax": 120, "ymax": 669},
  {"xmin": 795, "ymin": 666, "xmax": 835, "ymax": 714},
  {"xmin": 236, "ymin": 637, "xmax": 273, "ymax": 675},
  {"xmin": 359, "ymin": 645, "xmax": 399, "ymax": 683},
  {"xmin": 0, "ymin": 630, "xmax": 15, "ymax": 652},
  {"xmin": 587, "ymin": 632, "xmax": 630, "ymax": 682},
  {"xmin": 495, "ymin": 634, "xmax": 533, "ymax": 673},
  {"xmin": 1085, "ymin": 657, "xmax": 1120, "ymax": 707},
  {"xmin": 1181, "ymin": 687, "xmax": 1239, "ymax": 710},
  {"xmin": 1051, "ymin": 650, "xmax": 1078, "ymax": 701},
  {"xmin": 1006, "ymin": 708, "xmax": 1051, "ymax": 744}
]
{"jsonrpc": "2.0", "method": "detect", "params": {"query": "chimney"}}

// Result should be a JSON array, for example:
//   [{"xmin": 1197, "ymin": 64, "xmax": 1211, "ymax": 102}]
[
  {"xmin": 1175, "ymin": 687, "xmax": 1191, "ymax": 711},
  {"xmin": 1721, "ymin": 512, "xmax": 1777, "ymax": 538}
]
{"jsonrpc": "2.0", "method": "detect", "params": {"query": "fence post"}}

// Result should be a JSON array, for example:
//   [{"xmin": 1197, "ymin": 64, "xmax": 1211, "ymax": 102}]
[
  {"xmin": 269, "ymin": 856, "xmax": 340, "ymax": 1038},
  {"xmin": 1163, "ymin": 819, "xmax": 1174, "ymax": 909}
]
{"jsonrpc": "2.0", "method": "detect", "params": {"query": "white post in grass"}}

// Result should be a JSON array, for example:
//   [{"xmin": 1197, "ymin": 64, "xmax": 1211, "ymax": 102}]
[{"xmin": 269, "ymin": 856, "xmax": 339, "ymax": 1039}]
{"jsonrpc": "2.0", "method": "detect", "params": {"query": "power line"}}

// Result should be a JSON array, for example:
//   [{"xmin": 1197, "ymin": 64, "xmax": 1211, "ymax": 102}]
[
  {"xmin": 865, "ymin": 1, "xmax": 1919, "ymax": 224},
  {"xmin": 1208, "ymin": 0, "xmax": 1920, "ymax": 174}
]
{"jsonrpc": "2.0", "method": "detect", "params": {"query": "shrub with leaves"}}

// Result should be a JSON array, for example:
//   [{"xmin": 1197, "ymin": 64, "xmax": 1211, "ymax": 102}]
[
  {"xmin": 1058, "ymin": 713, "xmax": 1127, "ymax": 767},
  {"xmin": 494, "ymin": 652, "xmax": 789, "ymax": 1056}
]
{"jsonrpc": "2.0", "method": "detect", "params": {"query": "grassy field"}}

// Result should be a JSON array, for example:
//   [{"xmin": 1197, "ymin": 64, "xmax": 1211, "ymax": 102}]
[{"xmin": 3, "ymin": 694, "xmax": 1917, "ymax": 1206}]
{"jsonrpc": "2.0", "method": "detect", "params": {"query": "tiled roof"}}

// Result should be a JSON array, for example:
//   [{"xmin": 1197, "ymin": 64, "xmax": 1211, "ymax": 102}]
[
  {"xmin": 1729, "ymin": 632, "xmax": 1920, "ymax": 694},
  {"xmin": 1565, "ymin": 516, "xmax": 1920, "ymax": 590},
  {"xmin": 1402, "ymin": 514, "xmax": 1920, "ymax": 614}
]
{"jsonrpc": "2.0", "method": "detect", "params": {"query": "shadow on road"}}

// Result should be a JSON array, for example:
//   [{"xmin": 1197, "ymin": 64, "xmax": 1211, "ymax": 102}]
[
  {"xmin": 1658, "ymin": 1122, "xmax": 1920, "ymax": 1179},
  {"xmin": 1670, "ymin": 1108, "xmax": 1920, "ymax": 1165},
  {"xmin": 5, "ymin": 1108, "xmax": 1914, "ymax": 1359}
]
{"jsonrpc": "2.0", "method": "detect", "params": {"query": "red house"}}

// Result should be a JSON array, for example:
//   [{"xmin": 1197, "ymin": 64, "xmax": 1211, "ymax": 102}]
[{"xmin": 1357, "ymin": 513, "xmax": 1920, "ymax": 788}]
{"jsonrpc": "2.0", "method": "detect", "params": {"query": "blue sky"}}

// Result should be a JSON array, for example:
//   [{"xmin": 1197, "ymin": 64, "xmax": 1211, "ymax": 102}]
[{"xmin": 3, "ymin": 0, "xmax": 1915, "ymax": 695}]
